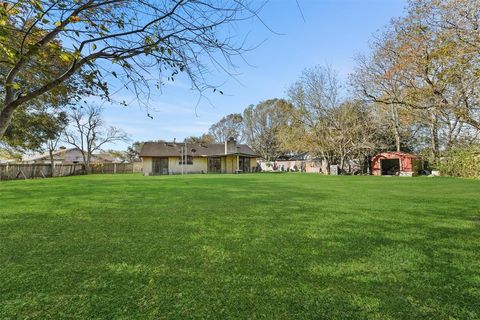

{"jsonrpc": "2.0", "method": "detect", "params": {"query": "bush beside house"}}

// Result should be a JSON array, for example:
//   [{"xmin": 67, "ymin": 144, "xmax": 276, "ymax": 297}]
[{"xmin": 437, "ymin": 145, "xmax": 480, "ymax": 179}]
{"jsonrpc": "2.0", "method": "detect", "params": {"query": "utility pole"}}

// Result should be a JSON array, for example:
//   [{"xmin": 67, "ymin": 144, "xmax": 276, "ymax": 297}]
[
  {"xmin": 184, "ymin": 142, "xmax": 187, "ymax": 175},
  {"xmin": 180, "ymin": 146, "xmax": 184, "ymax": 176}
]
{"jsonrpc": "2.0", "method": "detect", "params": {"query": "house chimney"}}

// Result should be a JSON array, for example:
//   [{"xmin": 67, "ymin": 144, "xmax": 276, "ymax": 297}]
[{"xmin": 225, "ymin": 137, "xmax": 237, "ymax": 154}]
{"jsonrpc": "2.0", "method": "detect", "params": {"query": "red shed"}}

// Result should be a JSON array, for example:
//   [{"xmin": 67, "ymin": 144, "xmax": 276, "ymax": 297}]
[{"xmin": 371, "ymin": 152, "xmax": 422, "ymax": 176}]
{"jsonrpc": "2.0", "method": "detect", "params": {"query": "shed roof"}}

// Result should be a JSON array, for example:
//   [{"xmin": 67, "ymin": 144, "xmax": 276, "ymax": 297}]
[
  {"xmin": 140, "ymin": 142, "xmax": 258, "ymax": 158},
  {"xmin": 373, "ymin": 151, "xmax": 419, "ymax": 159}
]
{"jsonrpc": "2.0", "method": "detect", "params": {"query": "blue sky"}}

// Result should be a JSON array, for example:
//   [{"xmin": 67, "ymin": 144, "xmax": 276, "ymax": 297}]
[{"xmin": 101, "ymin": 0, "xmax": 407, "ymax": 149}]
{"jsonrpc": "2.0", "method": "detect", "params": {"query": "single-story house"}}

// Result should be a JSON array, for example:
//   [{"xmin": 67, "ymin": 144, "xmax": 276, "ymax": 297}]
[
  {"xmin": 258, "ymin": 153, "xmax": 334, "ymax": 173},
  {"xmin": 140, "ymin": 138, "xmax": 258, "ymax": 175},
  {"xmin": 22, "ymin": 147, "xmax": 85, "ymax": 164},
  {"xmin": 371, "ymin": 151, "xmax": 423, "ymax": 176},
  {"xmin": 92, "ymin": 152, "xmax": 126, "ymax": 164},
  {"xmin": 22, "ymin": 147, "xmax": 123, "ymax": 165}
]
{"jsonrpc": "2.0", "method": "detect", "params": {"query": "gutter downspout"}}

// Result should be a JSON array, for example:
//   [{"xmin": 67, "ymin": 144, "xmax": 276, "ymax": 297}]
[{"xmin": 236, "ymin": 145, "xmax": 240, "ymax": 173}]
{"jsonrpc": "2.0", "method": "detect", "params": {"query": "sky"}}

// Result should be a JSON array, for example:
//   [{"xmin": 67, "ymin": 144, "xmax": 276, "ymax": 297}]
[{"xmin": 100, "ymin": 0, "xmax": 408, "ymax": 150}]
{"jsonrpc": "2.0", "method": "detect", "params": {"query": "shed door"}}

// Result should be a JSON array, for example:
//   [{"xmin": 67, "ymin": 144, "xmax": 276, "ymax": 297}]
[{"xmin": 380, "ymin": 158, "xmax": 400, "ymax": 175}]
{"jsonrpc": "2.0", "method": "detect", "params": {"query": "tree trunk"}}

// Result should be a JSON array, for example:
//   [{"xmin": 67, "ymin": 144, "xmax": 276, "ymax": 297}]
[
  {"xmin": 430, "ymin": 110, "xmax": 439, "ymax": 160},
  {"xmin": 81, "ymin": 151, "xmax": 91, "ymax": 174},
  {"xmin": 324, "ymin": 155, "xmax": 332, "ymax": 174},
  {"xmin": 0, "ymin": 104, "xmax": 17, "ymax": 138},
  {"xmin": 340, "ymin": 155, "xmax": 345, "ymax": 172},
  {"xmin": 49, "ymin": 149, "xmax": 55, "ymax": 177},
  {"xmin": 85, "ymin": 158, "xmax": 92, "ymax": 174},
  {"xmin": 85, "ymin": 162, "xmax": 91, "ymax": 174},
  {"xmin": 394, "ymin": 133, "xmax": 401, "ymax": 152},
  {"xmin": 391, "ymin": 106, "xmax": 401, "ymax": 152},
  {"xmin": 365, "ymin": 155, "xmax": 371, "ymax": 175}
]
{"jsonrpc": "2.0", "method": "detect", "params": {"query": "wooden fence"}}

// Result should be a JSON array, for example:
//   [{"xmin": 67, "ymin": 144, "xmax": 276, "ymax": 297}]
[
  {"xmin": 0, "ymin": 162, "xmax": 143, "ymax": 180},
  {"xmin": 0, "ymin": 164, "xmax": 85, "ymax": 180},
  {"xmin": 91, "ymin": 163, "xmax": 134, "ymax": 174}
]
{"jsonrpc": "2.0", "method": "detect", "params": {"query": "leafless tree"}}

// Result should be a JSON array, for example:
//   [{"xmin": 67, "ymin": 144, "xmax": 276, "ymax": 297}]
[
  {"xmin": 352, "ymin": 50, "xmax": 413, "ymax": 153},
  {"xmin": 64, "ymin": 105, "xmax": 128, "ymax": 173},
  {"xmin": 286, "ymin": 65, "xmax": 342, "ymax": 169},
  {"xmin": 44, "ymin": 114, "xmax": 68, "ymax": 177},
  {"xmin": 286, "ymin": 66, "xmax": 385, "ymax": 172}
]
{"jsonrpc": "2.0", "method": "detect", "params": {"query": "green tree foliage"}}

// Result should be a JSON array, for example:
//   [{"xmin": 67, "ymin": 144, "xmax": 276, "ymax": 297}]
[
  {"xmin": 352, "ymin": 0, "xmax": 480, "ymax": 161},
  {"xmin": 437, "ymin": 144, "xmax": 480, "ymax": 178},
  {"xmin": 1, "ymin": 106, "xmax": 68, "ymax": 151},
  {"xmin": 184, "ymin": 134, "xmax": 215, "ymax": 144},
  {"xmin": 243, "ymin": 99, "xmax": 292, "ymax": 162},
  {"xmin": 208, "ymin": 113, "xmax": 244, "ymax": 143},
  {"xmin": 125, "ymin": 141, "xmax": 144, "ymax": 162}
]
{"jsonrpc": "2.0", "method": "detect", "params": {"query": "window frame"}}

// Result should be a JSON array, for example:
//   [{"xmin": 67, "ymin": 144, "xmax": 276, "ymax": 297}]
[{"xmin": 179, "ymin": 155, "xmax": 193, "ymax": 165}]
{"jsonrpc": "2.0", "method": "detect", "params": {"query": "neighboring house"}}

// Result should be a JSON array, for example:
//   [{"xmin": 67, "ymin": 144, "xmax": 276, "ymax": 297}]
[
  {"xmin": 140, "ymin": 137, "xmax": 258, "ymax": 175},
  {"xmin": 258, "ymin": 153, "xmax": 329, "ymax": 173},
  {"xmin": 93, "ymin": 152, "xmax": 125, "ymax": 164},
  {"xmin": 22, "ymin": 148, "xmax": 121, "ymax": 165},
  {"xmin": 0, "ymin": 157, "xmax": 17, "ymax": 164},
  {"xmin": 258, "ymin": 153, "xmax": 368, "ymax": 174},
  {"xmin": 22, "ymin": 148, "xmax": 85, "ymax": 164},
  {"xmin": 0, "ymin": 148, "xmax": 21, "ymax": 164}
]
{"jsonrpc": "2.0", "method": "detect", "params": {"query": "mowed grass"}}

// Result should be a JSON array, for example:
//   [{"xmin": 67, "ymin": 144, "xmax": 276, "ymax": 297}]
[{"xmin": 1, "ymin": 174, "xmax": 479, "ymax": 319}]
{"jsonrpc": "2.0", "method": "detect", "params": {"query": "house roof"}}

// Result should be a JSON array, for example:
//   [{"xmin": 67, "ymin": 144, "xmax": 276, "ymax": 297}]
[
  {"xmin": 140, "ymin": 142, "xmax": 258, "ymax": 158},
  {"xmin": 93, "ymin": 153, "xmax": 124, "ymax": 163},
  {"xmin": 22, "ymin": 148, "xmax": 122, "ymax": 163},
  {"xmin": 0, "ymin": 148, "xmax": 20, "ymax": 162},
  {"xmin": 22, "ymin": 148, "xmax": 79, "ymax": 162},
  {"xmin": 373, "ymin": 151, "xmax": 419, "ymax": 159},
  {"xmin": 276, "ymin": 152, "xmax": 309, "ymax": 161}
]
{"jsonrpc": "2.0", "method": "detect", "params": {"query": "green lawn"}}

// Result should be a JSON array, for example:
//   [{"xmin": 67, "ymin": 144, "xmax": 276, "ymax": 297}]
[{"xmin": 1, "ymin": 174, "xmax": 479, "ymax": 319}]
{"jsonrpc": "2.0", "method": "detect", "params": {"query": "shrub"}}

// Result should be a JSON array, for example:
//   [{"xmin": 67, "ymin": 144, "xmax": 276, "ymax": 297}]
[{"xmin": 437, "ymin": 145, "xmax": 480, "ymax": 178}]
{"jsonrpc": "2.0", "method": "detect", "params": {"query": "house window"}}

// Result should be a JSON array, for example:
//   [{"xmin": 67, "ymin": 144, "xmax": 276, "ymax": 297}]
[{"xmin": 179, "ymin": 155, "xmax": 193, "ymax": 165}]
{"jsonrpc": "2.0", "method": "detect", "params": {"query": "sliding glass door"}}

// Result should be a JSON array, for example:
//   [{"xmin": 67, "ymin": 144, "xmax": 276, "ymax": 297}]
[
  {"xmin": 208, "ymin": 157, "xmax": 222, "ymax": 173},
  {"xmin": 152, "ymin": 157, "xmax": 169, "ymax": 175},
  {"xmin": 239, "ymin": 157, "xmax": 251, "ymax": 173}
]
